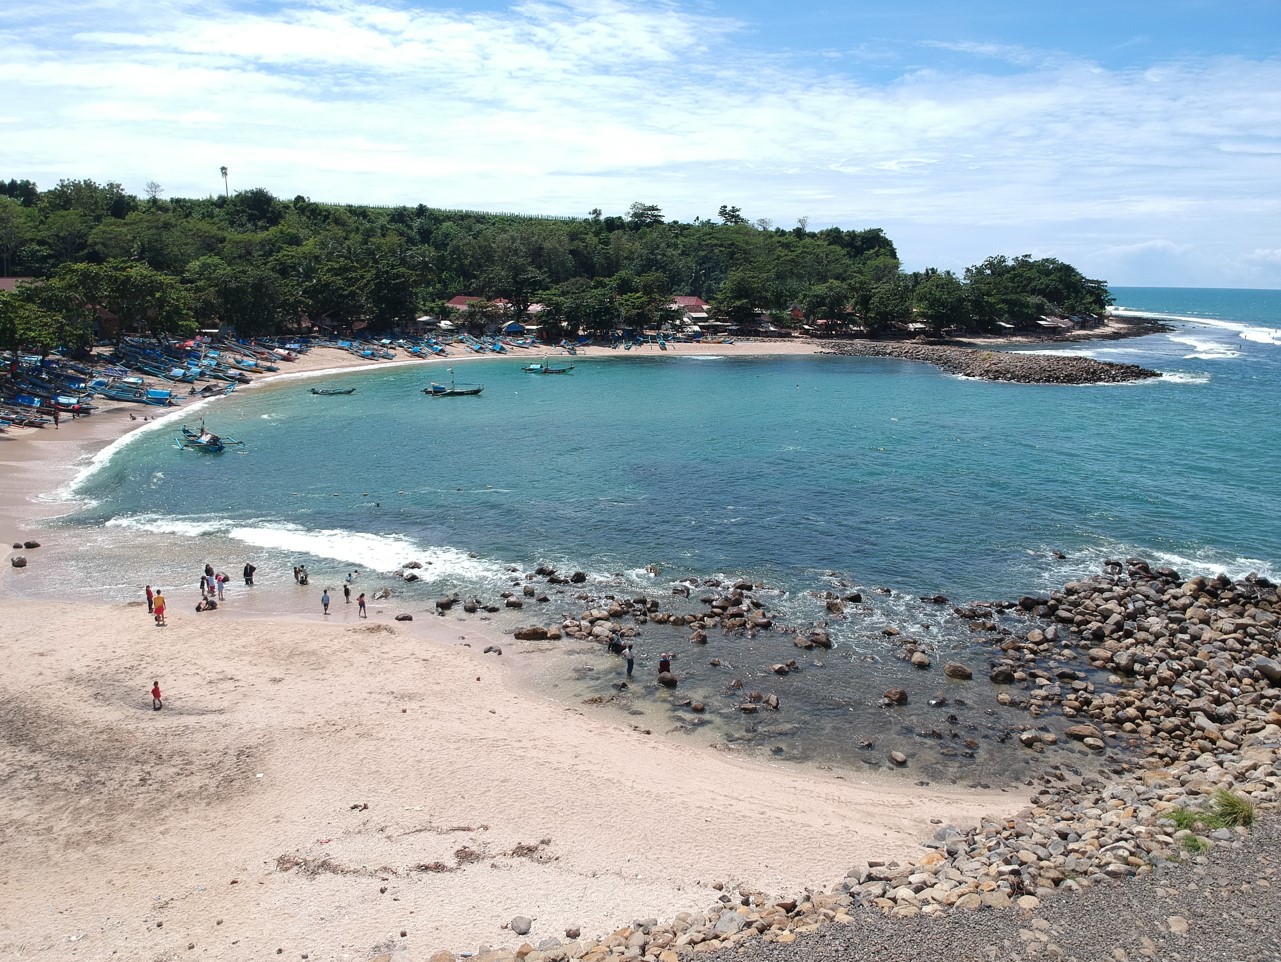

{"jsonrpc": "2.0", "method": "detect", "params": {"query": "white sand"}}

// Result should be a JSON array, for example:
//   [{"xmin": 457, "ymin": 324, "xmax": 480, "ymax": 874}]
[{"xmin": 0, "ymin": 342, "xmax": 1026, "ymax": 960}]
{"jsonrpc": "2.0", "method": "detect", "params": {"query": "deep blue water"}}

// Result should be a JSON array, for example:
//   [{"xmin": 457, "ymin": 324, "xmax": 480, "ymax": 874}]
[{"xmin": 34, "ymin": 286, "xmax": 1281, "ymax": 778}]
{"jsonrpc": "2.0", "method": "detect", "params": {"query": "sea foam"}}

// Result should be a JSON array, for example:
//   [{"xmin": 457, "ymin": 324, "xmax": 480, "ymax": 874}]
[{"xmin": 103, "ymin": 514, "xmax": 509, "ymax": 580}]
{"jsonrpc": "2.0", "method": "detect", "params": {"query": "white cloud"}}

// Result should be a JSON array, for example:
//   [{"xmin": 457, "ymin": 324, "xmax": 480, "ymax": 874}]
[{"xmin": 3, "ymin": 0, "xmax": 1281, "ymax": 285}]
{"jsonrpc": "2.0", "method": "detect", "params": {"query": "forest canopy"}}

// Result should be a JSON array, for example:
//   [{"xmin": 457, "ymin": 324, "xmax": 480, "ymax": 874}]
[{"xmin": 0, "ymin": 177, "xmax": 1111, "ymax": 350}]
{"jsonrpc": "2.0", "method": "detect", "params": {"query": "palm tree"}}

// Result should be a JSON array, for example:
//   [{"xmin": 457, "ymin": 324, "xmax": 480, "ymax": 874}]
[{"xmin": 219, "ymin": 166, "xmax": 229, "ymax": 198}]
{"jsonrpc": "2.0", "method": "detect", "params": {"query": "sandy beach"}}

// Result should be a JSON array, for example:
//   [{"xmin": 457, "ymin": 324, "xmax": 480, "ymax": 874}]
[{"xmin": 1, "ymin": 340, "xmax": 1029, "ymax": 960}]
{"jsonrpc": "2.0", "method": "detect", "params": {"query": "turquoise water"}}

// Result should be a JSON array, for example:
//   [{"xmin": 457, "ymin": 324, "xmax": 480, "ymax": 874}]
[
  {"xmin": 38, "ymin": 287, "xmax": 1281, "ymax": 779},
  {"xmin": 66, "ymin": 292, "xmax": 1281, "ymax": 601}
]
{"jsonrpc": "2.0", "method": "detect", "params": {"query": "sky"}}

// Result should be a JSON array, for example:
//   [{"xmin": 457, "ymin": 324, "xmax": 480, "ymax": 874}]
[{"xmin": 3, "ymin": 0, "xmax": 1280, "ymax": 288}]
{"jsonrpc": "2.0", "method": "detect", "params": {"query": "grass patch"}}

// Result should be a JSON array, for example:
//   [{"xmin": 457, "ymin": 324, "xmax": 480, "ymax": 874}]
[
  {"xmin": 1180, "ymin": 835, "xmax": 1211, "ymax": 855},
  {"xmin": 1166, "ymin": 806, "xmax": 1224, "ymax": 831},
  {"xmin": 1210, "ymin": 788, "xmax": 1255, "ymax": 827}
]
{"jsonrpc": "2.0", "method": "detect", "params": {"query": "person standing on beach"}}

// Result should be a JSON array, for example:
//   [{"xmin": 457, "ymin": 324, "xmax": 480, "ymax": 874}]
[
  {"xmin": 145, "ymin": 585, "xmax": 154, "ymax": 614},
  {"xmin": 343, "ymin": 583, "xmax": 351, "ymax": 604},
  {"xmin": 321, "ymin": 589, "xmax": 330, "ymax": 614},
  {"xmin": 243, "ymin": 562, "xmax": 255, "ymax": 586},
  {"xmin": 153, "ymin": 590, "xmax": 166, "ymax": 626},
  {"xmin": 151, "ymin": 680, "xmax": 162, "ymax": 710},
  {"xmin": 357, "ymin": 593, "xmax": 366, "ymax": 618},
  {"xmin": 621, "ymin": 641, "xmax": 634, "ymax": 679}
]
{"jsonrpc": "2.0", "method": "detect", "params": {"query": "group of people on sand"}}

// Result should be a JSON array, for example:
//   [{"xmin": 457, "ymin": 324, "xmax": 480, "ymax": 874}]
[
  {"xmin": 143, "ymin": 558, "xmax": 260, "ymax": 624},
  {"xmin": 144, "ymin": 585, "xmax": 166, "ymax": 626},
  {"xmin": 320, "ymin": 571, "xmax": 366, "ymax": 617}
]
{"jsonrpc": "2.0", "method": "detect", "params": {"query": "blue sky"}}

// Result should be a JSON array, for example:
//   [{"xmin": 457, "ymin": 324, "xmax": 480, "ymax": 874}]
[{"xmin": 3, "ymin": 0, "xmax": 1279, "ymax": 288}]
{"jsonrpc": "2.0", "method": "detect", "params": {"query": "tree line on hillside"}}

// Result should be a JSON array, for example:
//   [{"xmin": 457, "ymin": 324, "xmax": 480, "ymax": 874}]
[{"xmin": 0, "ymin": 177, "xmax": 1111, "ymax": 356}]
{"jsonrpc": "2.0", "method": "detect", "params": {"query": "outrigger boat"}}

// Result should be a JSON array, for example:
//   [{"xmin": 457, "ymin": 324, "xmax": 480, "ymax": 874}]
[
  {"xmin": 523, "ymin": 356, "xmax": 575, "ymax": 375},
  {"xmin": 309, "ymin": 386, "xmax": 356, "ymax": 396},
  {"xmin": 423, "ymin": 368, "xmax": 483, "ymax": 397},
  {"xmin": 176, "ymin": 422, "xmax": 244, "ymax": 454}
]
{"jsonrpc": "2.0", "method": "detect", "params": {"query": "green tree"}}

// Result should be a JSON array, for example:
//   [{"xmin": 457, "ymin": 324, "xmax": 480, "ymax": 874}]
[
  {"xmin": 864, "ymin": 277, "xmax": 914, "ymax": 334},
  {"xmin": 801, "ymin": 279, "xmax": 851, "ymax": 326},
  {"xmin": 717, "ymin": 205, "xmax": 746, "ymax": 225},
  {"xmin": 40, "ymin": 178, "xmax": 136, "ymax": 219},
  {"xmin": 0, "ymin": 291, "xmax": 62, "ymax": 356},
  {"xmin": 52, "ymin": 260, "xmax": 194, "ymax": 342},
  {"xmin": 626, "ymin": 202, "xmax": 664, "ymax": 229},
  {"xmin": 913, "ymin": 270, "xmax": 969, "ymax": 335},
  {"xmin": 0, "ymin": 197, "xmax": 34, "ymax": 276}
]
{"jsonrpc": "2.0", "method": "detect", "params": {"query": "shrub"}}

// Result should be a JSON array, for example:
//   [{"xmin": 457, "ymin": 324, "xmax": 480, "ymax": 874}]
[{"xmin": 1210, "ymin": 788, "xmax": 1256, "ymax": 828}]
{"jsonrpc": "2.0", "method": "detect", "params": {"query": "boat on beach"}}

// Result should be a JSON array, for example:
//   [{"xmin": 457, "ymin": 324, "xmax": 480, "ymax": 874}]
[{"xmin": 423, "ymin": 368, "xmax": 483, "ymax": 397}]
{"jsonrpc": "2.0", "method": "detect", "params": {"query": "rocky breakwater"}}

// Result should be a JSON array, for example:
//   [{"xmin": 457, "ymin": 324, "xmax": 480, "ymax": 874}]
[
  {"xmin": 450, "ymin": 561, "xmax": 1280, "ymax": 962},
  {"xmin": 822, "ymin": 340, "xmax": 1161, "ymax": 384},
  {"xmin": 812, "ymin": 560, "xmax": 1280, "ymax": 919}
]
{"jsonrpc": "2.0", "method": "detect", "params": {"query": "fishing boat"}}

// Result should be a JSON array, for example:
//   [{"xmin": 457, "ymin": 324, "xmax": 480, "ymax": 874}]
[
  {"xmin": 423, "ymin": 369, "xmax": 483, "ymax": 397},
  {"xmin": 523, "ymin": 356, "xmax": 575, "ymax": 375},
  {"xmin": 189, "ymin": 382, "xmax": 237, "ymax": 399},
  {"xmin": 309, "ymin": 386, "xmax": 356, "ymax": 396},
  {"xmin": 176, "ymin": 423, "xmax": 244, "ymax": 453}
]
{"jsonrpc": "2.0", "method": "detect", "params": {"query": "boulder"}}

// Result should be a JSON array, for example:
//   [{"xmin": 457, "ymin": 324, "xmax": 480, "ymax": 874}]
[
  {"xmin": 514, "ymin": 626, "xmax": 550, "ymax": 641},
  {"xmin": 657, "ymin": 672, "xmax": 678, "ymax": 688},
  {"xmin": 989, "ymin": 665, "xmax": 1016, "ymax": 684},
  {"xmin": 1064, "ymin": 724, "xmax": 1104, "ymax": 742},
  {"xmin": 883, "ymin": 688, "xmax": 908, "ymax": 705},
  {"xmin": 943, "ymin": 662, "xmax": 972, "ymax": 680},
  {"xmin": 570, "ymin": 571, "xmax": 587, "ymax": 584},
  {"xmin": 511, "ymin": 917, "xmax": 532, "ymax": 936},
  {"xmin": 434, "ymin": 597, "xmax": 457, "ymax": 612},
  {"xmin": 394, "ymin": 613, "xmax": 413, "ymax": 621},
  {"xmin": 505, "ymin": 597, "xmax": 524, "ymax": 609},
  {"xmin": 22, "ymin": 540, "xmax": 40, "ymax": 549},
  {"xmin": 910, "ymin": 651, "xmax": 932, "ymax": 670},
  {"xmin": 1254, "ymin": 656, "xmax": 1281, "ymax": 684},
  {"xmin": 888, "ymin": 751, "xmax": 908, "ymax": 766},
  {"xmin": 10, "ymin": 556, "xmax": 27, "ymax": 568}
]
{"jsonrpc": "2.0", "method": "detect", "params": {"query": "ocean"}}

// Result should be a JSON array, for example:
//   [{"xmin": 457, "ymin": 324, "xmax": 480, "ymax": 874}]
[{"xmin": 27, "ymin": 286, "xmax": 1281, "ymax": 781}]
